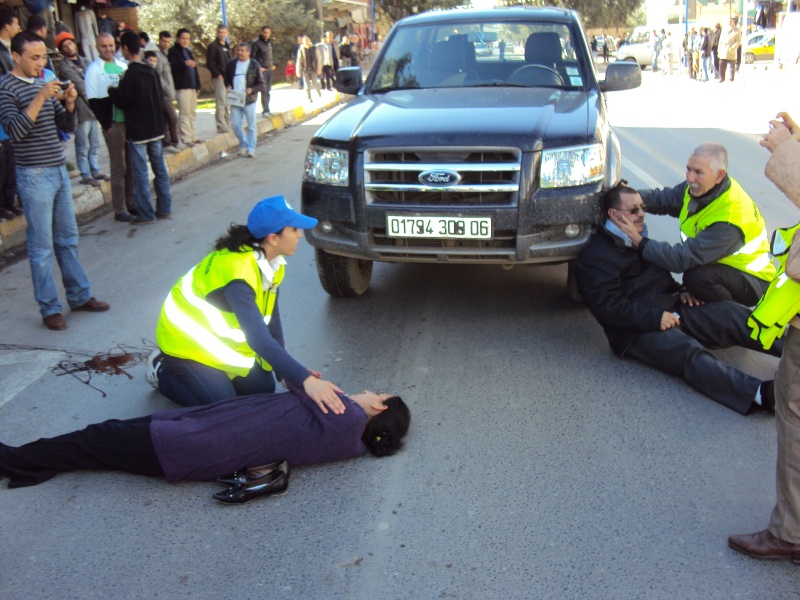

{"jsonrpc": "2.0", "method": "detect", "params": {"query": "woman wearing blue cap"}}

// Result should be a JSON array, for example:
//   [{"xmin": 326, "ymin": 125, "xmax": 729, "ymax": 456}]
[{"xmin": 146, "ymin": 196, "xmax": 346, "ymax": 414}]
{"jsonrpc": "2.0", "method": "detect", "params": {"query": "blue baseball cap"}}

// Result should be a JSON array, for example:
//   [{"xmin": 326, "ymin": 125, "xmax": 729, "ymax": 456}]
[{"xmin": 246, "ymin": 196, "xmax": 318, "ymax": 238}]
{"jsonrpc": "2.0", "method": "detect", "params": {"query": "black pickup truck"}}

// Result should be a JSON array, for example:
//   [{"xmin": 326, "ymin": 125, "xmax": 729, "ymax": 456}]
[{"xmin": 301, "ymin": 7, "xmax": 641, "ymax": 297}]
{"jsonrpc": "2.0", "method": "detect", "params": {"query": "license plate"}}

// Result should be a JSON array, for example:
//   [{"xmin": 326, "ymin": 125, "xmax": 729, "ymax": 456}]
[{"xmin": 386, "ymin": 215, "xmax": 492, "ymax": 239}]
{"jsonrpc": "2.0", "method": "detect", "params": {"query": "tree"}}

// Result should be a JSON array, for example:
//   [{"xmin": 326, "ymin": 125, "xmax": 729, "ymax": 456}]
[
  {"xmin": 497, "ymin": 0, "xmax": 644, "ymax": 29},
  {"xmin": 377, "ymin": 0, "xmax": 467, "ymax": 26},
  {"xmin": 138, "ymin": 0, "xmax": 318, "ymax": 68}
]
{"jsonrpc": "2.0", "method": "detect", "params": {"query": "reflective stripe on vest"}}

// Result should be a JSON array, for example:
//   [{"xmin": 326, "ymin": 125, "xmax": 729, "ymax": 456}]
[
  {"xmin": 749, "ymin": 271, "xmax": 800, "ymax": 350},
  {"xmin": 679, "ymin": 178, "xmax": 776, "ymax": 282},
  {"xmin": 156, "ymin": 249, "xmax": 284, "ymax": 378}
]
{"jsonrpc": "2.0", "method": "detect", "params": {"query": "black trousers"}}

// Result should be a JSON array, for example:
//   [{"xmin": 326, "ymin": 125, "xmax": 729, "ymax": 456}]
[
  {"xmin": 625, "ymin": 301, "xmax": 783, "ymax": 415},
  {"xmin": 719, "ymin": 58, "xmax": 736, "ymax": 81},
  {"xmin": 321, "ymin": 65, "xmax": 335, "ymax": 90},
  {"xmin": 0, "ymin": 416, "xmax": 163, "ymax": 488},
  {"xmin": 683, "ymin": 263, "xmax": 768, "ymax": 306}
]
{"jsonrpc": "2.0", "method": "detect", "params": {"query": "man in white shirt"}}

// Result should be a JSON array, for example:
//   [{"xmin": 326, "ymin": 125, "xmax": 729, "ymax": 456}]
[{"xmin": 224, "ymin": 42, "xmax": 265, "ymax": 158}]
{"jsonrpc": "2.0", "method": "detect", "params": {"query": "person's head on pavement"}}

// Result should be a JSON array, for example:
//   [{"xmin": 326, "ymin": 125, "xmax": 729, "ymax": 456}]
[
  {"xmin": 158, "ymin": 30, "xmax": 171, "ymax": 54},
  {"xmin": 176, "ymin": 28, "xmax": 191, "ymax": 49},
  {"xmin": 236, "ymin": 41, "xmax": 250, "ymax": 62},
  {"xmin": 11, "ymin": 31, "xmax": 47, "ymax": 78},
  {"xmin": 686, "ymin": 142, "xmax": 728, "ymax": 198},
  {"xmin": 96, "ymin": 32, "xmax": 116, "ymax": 62},
  {"xmin": 55, "ymin": 31, "xmax": 77, "ymax": 58},
  {"xmin": 0, "ymin": 9, "xmax": 20, "ymax": 43}
]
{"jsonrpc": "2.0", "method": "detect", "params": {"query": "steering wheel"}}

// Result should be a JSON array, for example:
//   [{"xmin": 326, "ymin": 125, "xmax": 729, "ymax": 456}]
[{"xmin": 507, "ymin": 64, "xmax": 564, "ymax": 87}]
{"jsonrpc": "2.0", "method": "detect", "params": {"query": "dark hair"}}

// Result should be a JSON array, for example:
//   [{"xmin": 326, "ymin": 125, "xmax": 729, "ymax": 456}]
[
  {"xmin": 262, "ymin": 25, "xmax": 271, "ymax": 31},
  {"xmin": 0, "ymin": 9, "xmax": 16, "ymax": 30},
  {"xmin": 11, "ymin": 30, "xmax": 44, "ymax": 55},
  {"xmin": 158, "ymin": 30, "xmax": 172, "ymax": 40},
  {"xmin": 26, "ymin": 15, "xmax": 46, "ymax": 32},
  {"xmin": 214, "ymin": 224, "xmax": 265, "ymax": 255},
  {"xmin": 237, "ymin": 41, "xmax": 250, "ymax": 50},
  {"xmin": 218, "ymin": 24, "xmax": 228, "ymax": 31},
  {"xmin": 144, "ymin": 50, "xmax": 158, "ymax": 61},
  {"xmin": 600, "ymin": 180, "xmax": 637, "ymax": 221},
  {"xmin": 176, "ymin": 28, "xmax": 190, "ymax": 39},
  {"xmin": 362, "ymin": 396, "xmax": 411, "ymax": 457},
  {"xmin": 119, "ymin": 30, "xmax": 140, "ymax": 56},
  {"xmin": 139, "ymin": 31, "xmax": 150, "ymax": 43}
]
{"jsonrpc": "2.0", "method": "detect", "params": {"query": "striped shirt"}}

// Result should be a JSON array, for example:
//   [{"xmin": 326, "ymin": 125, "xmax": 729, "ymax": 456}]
[{"xmin": 0, "ymin": 74, "xmax": 76, "ymax": 167}]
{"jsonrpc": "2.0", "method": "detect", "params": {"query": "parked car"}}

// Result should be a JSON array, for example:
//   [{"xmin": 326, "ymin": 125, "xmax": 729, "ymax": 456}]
[
  {"xmin": 615, "ymin": 28, "xmax": 653, "ymax": 67},
  {"xmin": 744, "ymin": 30, "xmax": 776, "ymax": 63},
  {"xmin": 302, "ymin": 7, "xmax": 641, "ymax": 298}
]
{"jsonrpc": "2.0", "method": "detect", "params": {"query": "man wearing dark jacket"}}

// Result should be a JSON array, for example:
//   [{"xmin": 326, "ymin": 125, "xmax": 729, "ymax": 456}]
[
  {"xmin": 224, "ymin": 42, "xmax": 265, "ymax": 157},
  {"xmin": 250, "ymin": 26, "xmax": 275, "ymax": 117},
  {"xmin": 609, "ymin": 143, "xmax": 775, "ymax": 306},
  {"xmin": 206, "ymin": 24, "xmax": 232, "ymax": 133},
  {"xmin": 109, "ymin": 31, "xmax": 172, "ymax": 223},
  {"xmin": 168, "ymin": 28, "xmax": 201, "ymax": 146},
  {"xmin": 575, "ymin": 183, "xmax": 781, "ymax": 416}
]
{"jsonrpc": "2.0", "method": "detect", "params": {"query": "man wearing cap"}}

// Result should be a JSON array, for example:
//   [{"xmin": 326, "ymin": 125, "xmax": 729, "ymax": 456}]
[
  {"xmin": 146, "ymin": 196, "xmax": 345, "ymax": 415},
  {"xmin": 55, "ymin": 31, "xmax": 108, "ymax": 188}
]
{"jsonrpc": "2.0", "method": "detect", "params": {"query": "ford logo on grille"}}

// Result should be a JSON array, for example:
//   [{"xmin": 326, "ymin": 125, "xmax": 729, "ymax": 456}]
[{"xmin": 418, "ymin": 169, "xmax": 461, "ymax": 187}]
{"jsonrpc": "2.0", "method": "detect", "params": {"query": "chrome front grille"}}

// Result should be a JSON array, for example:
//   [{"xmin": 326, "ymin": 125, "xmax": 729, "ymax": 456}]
[{"xmin": 364, "ymin": 147, "xmax": 521, "ymax": 207}]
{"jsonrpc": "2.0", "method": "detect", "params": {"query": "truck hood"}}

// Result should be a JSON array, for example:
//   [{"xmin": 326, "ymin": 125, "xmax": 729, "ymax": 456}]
[{"xmin": 315, "ymin": 87, "xmax": 597, "ymax": 151}]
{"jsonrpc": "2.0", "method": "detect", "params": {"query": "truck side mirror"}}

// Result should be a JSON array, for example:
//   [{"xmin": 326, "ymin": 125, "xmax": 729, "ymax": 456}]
[
  {"xmin": 335, "ymin": 67, "xmax": 363, "ymax": 95},
  {"xmin": 600, "ymin": 62, "xmax": 642, "ymax": 92}
]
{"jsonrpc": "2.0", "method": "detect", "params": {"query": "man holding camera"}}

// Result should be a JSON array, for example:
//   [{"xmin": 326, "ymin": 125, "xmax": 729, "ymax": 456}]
[{"xmin": 0, "ymin": 31, "xmax": 109, "ymax": 330}]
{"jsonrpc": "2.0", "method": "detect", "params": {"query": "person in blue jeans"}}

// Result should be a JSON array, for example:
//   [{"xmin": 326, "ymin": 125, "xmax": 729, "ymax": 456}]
[
  {"xmin": 224, "ymin": 41, "xmax": 265, "ymax": 158},
  {"xmin": 108, "ymin": 31, "xmax": 172, "ymax": 223},
  {"xmin": 0, "ymin": 32, "xmax": 109, "ymax": 330}
]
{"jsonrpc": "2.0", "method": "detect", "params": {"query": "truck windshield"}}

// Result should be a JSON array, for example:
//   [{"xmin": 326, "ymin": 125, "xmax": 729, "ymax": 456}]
[{"xmin": 371, "ymin": 20, "xmax": 586, "ymax": 92}]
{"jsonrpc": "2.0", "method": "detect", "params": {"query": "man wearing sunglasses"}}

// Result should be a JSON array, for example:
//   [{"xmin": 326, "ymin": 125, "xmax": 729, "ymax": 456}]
[
  {"xmin": 610, "ymin": 143, "xmax": 775, "ymax": 307},
  {"xmin": 574, "ymin": 182, "xmax": 782, "ymax": 416}
]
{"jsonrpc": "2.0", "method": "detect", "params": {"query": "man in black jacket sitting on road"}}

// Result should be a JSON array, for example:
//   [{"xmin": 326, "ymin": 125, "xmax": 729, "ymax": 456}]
[
  {"xmin": 108, "ymin": 31, "xmax": 173, "ymax": 223},
  {"xmin": 575, "ymin": 182, "xmax": 780, "ymax": 415}
]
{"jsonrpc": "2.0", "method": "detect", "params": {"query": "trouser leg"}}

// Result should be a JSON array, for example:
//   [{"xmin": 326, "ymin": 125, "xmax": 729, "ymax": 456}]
[
  {"xmin": 162, "ymin": 97, "xmax": 179, "ymax": 146},
  {"xmin": 0, "ymin": 416, "xmax": 162, "ymax": 488},
  {"xmin": 232, "ymin": 364, "xmax": 276, "ymax": 396},
  {"xmin": 213, "ymin": 77, "xmax": 231, "ymax": 131},
  {"xmin": 102, "ymin": 123, "xmax": 128, "ymax": 214},
  {"xmin": 0, "ymin": 141, "xmax": 16, "ymax": 210},
  {"xmin": 158, "ymin": 355, "xmax": 238, "ymax": 407},
  {"xmin": 769, "ymin": 326, "xmax": 800, "ymax": 543},
  {"xmin": 625, "ymin": 328, "xmax": 760, "ymax": 415},
  {"xmin": 683, "ymin": 263, "xmax": 765, "ymax": 306},
  {"xmin": 679, "ymin": 301, "xmax": 784, "ymax": 358}
]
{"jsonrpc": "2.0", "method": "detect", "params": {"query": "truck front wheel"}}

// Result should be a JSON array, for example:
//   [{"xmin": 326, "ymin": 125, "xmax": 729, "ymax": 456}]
[{"xmin": 315, "ymin": 249, "xmax": 373, "ymax": 297}]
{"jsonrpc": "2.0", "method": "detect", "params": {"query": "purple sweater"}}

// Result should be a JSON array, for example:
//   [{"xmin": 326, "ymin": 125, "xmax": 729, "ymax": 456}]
[{"xmin": 150, "ymin": 386, "xmax": 367, "ymax": 482}]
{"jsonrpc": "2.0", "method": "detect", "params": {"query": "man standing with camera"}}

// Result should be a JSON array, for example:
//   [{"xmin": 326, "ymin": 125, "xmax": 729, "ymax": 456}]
[{"xmin": 0, "ymin": 31, "xmax": 109, "ymax": 330}]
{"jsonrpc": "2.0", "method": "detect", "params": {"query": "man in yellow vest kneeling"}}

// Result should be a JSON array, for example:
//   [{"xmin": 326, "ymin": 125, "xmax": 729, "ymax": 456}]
[{"xmin": 612, "ymin": 142, "xmax": 775, "ymax": 307}]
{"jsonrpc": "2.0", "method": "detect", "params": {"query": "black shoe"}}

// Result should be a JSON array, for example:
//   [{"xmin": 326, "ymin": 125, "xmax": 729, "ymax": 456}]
[
  {"xmin": 128, "ymin": 207, "xmax": 140, "ymax": 217},
  {"xmin": 213, "ymin": 470, "xmax": 289, "ymax": 505},
  {"xmin": 114, "ymin": 211, "xmax": 134, "ymax": 222},
  {"xmin": 217, "ymin": 460, "xmax": 290, "ymax": 487},
  {"xmin": 0, "ymin": 207, "xmax": 15, "ymax": 220}
]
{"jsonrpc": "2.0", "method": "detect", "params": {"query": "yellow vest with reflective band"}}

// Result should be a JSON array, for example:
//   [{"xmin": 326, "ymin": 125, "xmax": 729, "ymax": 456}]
[
  {"xmin": 679, "ymin": 178, "xmax": 776, "ymax": 282},
  {"xmin": 748, "ymin": 223, "xmax": 800, "ymax": 350},
  {"xmin": 155, "ymin": 248, "xmax": 285, "ymax": 378}
]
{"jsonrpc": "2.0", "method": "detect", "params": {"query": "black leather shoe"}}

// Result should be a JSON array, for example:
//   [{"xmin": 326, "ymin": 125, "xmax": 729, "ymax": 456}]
[
  {"xmin": 217, "ymin": 460, "xmax": 289, "ymax": 487},
  {"xmin": 213, "ymin": 470, "xmax": 289, "ymax": 505}
]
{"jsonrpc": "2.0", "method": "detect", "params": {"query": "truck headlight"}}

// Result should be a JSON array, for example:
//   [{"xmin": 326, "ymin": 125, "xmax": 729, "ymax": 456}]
[
  {"xmin": 540, "ymin": 144, "xmax": 604, "ymax": 189},
  {"xmin": 304, "ymin": 146, "xmax": 349, "ymax": 186}
]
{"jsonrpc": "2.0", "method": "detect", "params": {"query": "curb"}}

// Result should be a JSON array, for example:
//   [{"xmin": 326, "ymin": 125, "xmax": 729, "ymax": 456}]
[{"xmin": 0, "ymin": 94, "xmax": 344, "ymax": 261}]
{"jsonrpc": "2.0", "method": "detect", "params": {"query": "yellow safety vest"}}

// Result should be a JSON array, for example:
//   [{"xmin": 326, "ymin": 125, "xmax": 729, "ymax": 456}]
[
  {"xmin": 155, "ymin": 248, "xmax": 285, "ymax": 378},
  {"xmin": 749, "ymin": 223, "xmax": 800, "ymax": 350},
  {"xmin": 679, "ymin": 178, "xmax": 776, "ymax": 282}
]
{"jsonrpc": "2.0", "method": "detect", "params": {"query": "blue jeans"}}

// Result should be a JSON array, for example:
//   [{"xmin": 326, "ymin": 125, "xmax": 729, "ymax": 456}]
[
  {"xmin": 652, "ymin": 50, "xmax": 660, "ymax": 71},
  {"xmin": 701, "ymin": 55, "xmax": 711, "ymax": 81},
  {"xmin": 17, "ymin": 166, "xmax": 91, "ymax": 317},
  {"xmin": 158, "ymin": 354, "xmax": 276, "ymax": 406},
  {"xmin": 231, "ymin": 102, "xmax": 257, "ymax": 153},
  {"xmin": 74, "ymin": 119, "xmax": 100, "ymax": 179},
  {"xmin": 127, "ymin": 139, "xmax": 173, "ymax": 220}
]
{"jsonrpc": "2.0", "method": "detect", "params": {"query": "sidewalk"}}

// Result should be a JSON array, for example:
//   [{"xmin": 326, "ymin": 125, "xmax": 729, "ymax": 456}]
[{"xmin": 0, "ymin": 83, "xmax": 345, "ymax": 259}]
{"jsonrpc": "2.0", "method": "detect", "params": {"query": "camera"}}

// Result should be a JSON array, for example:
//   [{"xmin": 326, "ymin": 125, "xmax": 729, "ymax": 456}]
[{"xmin": 59, "ymin": 81, "xmax": 71, "ymax": 91}]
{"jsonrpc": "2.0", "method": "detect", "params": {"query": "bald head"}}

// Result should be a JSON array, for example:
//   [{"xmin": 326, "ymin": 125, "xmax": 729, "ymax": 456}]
[{"xmin": 97, "ymin": 32, "xmax": 116, "ymax": 61}]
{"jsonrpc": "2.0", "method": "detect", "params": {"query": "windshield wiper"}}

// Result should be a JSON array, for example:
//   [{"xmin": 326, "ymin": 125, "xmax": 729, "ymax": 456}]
[{"xmin": 371, "ymin": 85, "xmax": 421, "ymax": 93}]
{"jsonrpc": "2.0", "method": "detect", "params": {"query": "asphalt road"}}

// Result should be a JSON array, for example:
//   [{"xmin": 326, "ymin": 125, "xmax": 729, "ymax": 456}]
[{"xmin": 0, "ymin": 71, "xmax": 799, "ymax": 599}]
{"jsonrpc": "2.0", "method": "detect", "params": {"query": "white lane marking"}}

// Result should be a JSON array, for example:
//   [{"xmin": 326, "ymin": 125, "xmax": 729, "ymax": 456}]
[
  {"xmin": 0, "ymin": 350, "xmax": 63, "ymax": 366},
  {"xmin": 623, "ymin": 157, "xmax": 663, "ymax": 190},
  {"xmin": 0, "ymin": 362, "xmax": 51, "ymax": 408}
]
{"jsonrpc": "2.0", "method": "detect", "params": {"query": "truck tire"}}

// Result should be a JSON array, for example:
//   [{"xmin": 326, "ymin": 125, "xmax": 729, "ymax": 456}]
[
  {"xmin": 315, "ymin": 249, "xmax": 373, "ymax": 297},
  {"xmin": 566, "ymin": 260, "xmax": 583, "ymax": 303}
]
